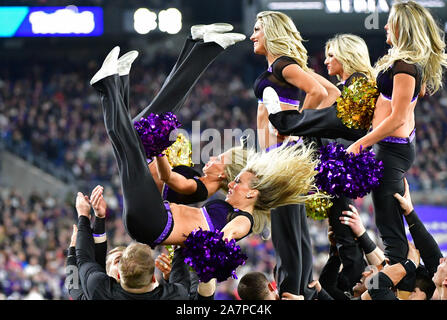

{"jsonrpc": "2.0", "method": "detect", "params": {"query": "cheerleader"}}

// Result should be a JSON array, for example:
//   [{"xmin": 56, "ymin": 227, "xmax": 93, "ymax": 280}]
[
  {"xmin": 319, "ymin": 34, "xmax": 377, "ymax": 294},
  {"xmin": 344, "ymin": 1, "xmax": 447, "ymax": 296},
  {"xmin": 93, "ymin": 23, "xmax": 248, "ymax": 205},
  {"xmin": 250, "ymin": 11, "xmax": 340, "ymax": 299},
  {"xmin": 150, "ymin": 142, "xmax": 248, "ymax": 205},
  {"xmin": 89, "ymin": 47, "xmax": 324, "ymax": 249}
]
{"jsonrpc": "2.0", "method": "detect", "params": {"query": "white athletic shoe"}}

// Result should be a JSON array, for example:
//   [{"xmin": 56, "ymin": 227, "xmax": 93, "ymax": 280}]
[
  {"xmin": 191, "ymin": 23, "xmax": 233, "ymax": 40},
  {"xmin": 118, "ymin": 50, "xmax": 139, "ymax": 76},
  {"xmin": 262, "ymin": 87, "xmax": 282, "ymax": 115},
  {"xmin": 90, "ymin": 46, "xmax": 120, "ymax": 85},
  {"xmin": 203, "ymin": 32, "xmax": 246, "ymax": 49}
]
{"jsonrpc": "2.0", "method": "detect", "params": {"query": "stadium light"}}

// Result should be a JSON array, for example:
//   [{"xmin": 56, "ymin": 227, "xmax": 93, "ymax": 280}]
[
  {"xmin": 133, "ymin": 8, "xmax": 157, "ymax": 34},
  {"xmin": 158, "ymin": 8, "xmax": 182, "ymax": 34}
]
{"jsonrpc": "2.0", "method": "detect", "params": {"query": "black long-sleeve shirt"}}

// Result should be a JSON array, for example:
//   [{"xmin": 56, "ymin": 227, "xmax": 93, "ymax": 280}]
[
  {"xmin": 75, "ymin": 215, "xmax": 190, "ymax": 300},
  {"xmin": 66, "ymin": 216, "xmax": 107, "ymax": 300},
  {"xmin": 319, "ymin": 230, "xmax": 382, "ymax": 300},
  {"xmin": 158, "ymin": 267, "xmax": 215, "ymax": 300},
  {"xmin": 405, "ymin": 210, "xmax": 443, "ymax": 277},
  {"xmin": 368, "ymin": 259, "xmax": 417, "ymax": 300}
]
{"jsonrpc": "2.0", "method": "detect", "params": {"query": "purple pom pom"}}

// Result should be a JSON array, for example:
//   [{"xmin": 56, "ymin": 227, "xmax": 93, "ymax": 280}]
[
  {"xmin": 133, "ymin": 112, "xmax": 181, "ymax": 158},
  {"xmin": 182, "ymin": 228, "xmax": 248, "ymax": 283},
  {"xmin": 315, "ymin": 142, "xmax": 383, "ymax": 199}
]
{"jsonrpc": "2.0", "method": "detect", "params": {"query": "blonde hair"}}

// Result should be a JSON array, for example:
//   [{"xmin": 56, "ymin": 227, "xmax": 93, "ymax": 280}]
[
  {"xmin": 220, "ymin": 146, "xmax": 251, "ymax": 193},
  {"xmin": 325, "ymin": 34, "xmax": 375, "ymax": 81},
  {"xmin": 256, "ymin": 11, "xmax": 310, "ymax": 71},
  {"xmin": 118, "ymin": 242, "xmax": 154, "ymax": 289},
  {"xmin": 243, "ymin": 142, "xmax": 327, "ymax": 234},
  {"xmin": 375, "ymin": 0, "xmax": 447, "ymax": 94}
]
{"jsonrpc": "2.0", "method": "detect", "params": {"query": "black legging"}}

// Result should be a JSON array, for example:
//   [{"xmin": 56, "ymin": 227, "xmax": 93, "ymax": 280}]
[
  {"xmin": 268, "ymin": 105, "xmax": 367, "ymax": 141},
  {"xmin": 327, "ymin": 195, "xmax": 366, "ymax": 292},
  {"xmin": 267, "ymin": 93, "xmax": 370, "ymax": 295},
  {"xmin": 372, "ymin": 140, "xmax": 416, "ymax": 264},
  {"xmin": 93, "ymin": 75, "xmax": 168, "ymax": 247},
  {"xmin": 271, "ymin": 204, "xmax": 316, "ymax": 299},
  {"xmin": 320, "ymin": 138, "xmax": 366, "ymax": 292},
  {"xmin": 372, "ymin": 139, "xmax": 416, "ymax": 291},
  {"xmin": 92, "ymin": 38, "xmax": 225, "ymax": 247},
  {"xmin": 132, "ymin": 38, "xmax": 223, "ymax": 119}
]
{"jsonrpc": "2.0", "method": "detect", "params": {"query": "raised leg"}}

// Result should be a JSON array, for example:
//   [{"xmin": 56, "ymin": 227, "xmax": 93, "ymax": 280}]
[
  {"xmin": 268, "ymin": 106, "xmax": 368, "ymax": 141},
  {"xmin": 93, "ymin": 74, "xmax": 168, "ymax": 247}
]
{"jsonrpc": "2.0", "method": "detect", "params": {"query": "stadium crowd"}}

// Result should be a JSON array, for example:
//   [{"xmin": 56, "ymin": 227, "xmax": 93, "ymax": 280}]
[{"xmin": 0, "ymin": 46, "xmax": 446, "ymax": 300}]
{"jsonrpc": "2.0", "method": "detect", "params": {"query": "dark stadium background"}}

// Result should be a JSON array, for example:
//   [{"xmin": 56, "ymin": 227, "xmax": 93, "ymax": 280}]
[{"xmin": 0, "ymin": 0, "xmax": 446, "ymax": 300}]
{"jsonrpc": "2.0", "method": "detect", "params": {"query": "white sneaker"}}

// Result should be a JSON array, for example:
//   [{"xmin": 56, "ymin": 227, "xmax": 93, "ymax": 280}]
[
  {"xmin": 203, "ymin": 32, "xmax": 246, "ymax": 49},
  {"xmin": 262, "ymin": 87, "xmax": 282, "ymax": 115},
  {"xmin": 90, "ymin": 46, "xmax": 120, "ymax": 85},
  {"xmin": 191, "ymin": 23, "xmax": 233, "ymax": 40},
  {"xmin": 118, "ymin": 50, "xmax": 139, "ymax": 76}
]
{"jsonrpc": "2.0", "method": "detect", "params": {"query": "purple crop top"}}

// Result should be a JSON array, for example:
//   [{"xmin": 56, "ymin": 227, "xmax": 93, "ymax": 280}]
[
  {"xmin": 200, "ymin": 199, "xmax": 254, "ymax": 240},
  {"xmin": 254, "ymin": 56, "xmax": 306, "ymax": 107}
]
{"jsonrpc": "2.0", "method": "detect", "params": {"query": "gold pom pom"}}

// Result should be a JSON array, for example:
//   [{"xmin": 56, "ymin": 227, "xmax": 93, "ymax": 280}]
[
  {"xmin": 336, "ymin": 77, "xmax": 379, "ymax": 130},
  {"xmin": 165, "ymin": 245, "xmax": 175, "ymax": 260},
  {"xmin": 305, "ymin": 192, "xmax": 333, "ymax": 220},
  {"xmin": 165, "ymin": 133, "xmax": 194, "ymax": 167}
]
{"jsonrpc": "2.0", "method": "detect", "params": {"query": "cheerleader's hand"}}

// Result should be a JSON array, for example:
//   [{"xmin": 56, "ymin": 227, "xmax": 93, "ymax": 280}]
[{"xmin": 346, "ymin": 143, "xmax": 362, "ymax": 155}]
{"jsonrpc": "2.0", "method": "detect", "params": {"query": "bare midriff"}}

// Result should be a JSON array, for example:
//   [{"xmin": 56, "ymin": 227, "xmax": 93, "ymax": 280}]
[{"xmin": 372, "ymin": 95, "xmax": 417, "ymax": 138}]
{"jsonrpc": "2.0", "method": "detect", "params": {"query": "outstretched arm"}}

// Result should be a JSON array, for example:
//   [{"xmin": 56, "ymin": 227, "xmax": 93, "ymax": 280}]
[
  {"xmin": 90, "ymin": 185, "xmax": 108, "ymax": 270},
  {"xmin": 362, "ymin": 242, "xmax": 420, "ymax": 300},
  {"xmin": 75, "ymin": 192, "xmax": 112, "ymax": 299},
  {"xmin": 340, "ymin": 205, "xmax": 386, "ymax": 265},
  {"xmin": 394, "ymin": 178, "xmax": 443, "ymax": 277},
  {"xmin": 65, "ymin": 225, "xmax": 87, "ymax": 300}
]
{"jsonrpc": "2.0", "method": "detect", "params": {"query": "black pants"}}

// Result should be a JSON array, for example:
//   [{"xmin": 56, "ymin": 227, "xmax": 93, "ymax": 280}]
[
  {"xmin": 93, "ymin": 38, "xmax": 225, "ymax": 246},
  {"xmin": 372, "ymin": 140, "xmax": 416, "ymax": 264},
  {"xmin": 132, "ymin": 38, "xmax": 223, "ymax": 120},
  {"xmin": 311, "ymin": 138, "xmax": 366, "ymax": 292},
  {"xmin": 320, "ymin": 138, "xmax": 366, "ymax": 292},
  {"xmin": 328, "ymin": 195, "xmax": 366, "ymax": 291},
  {"xmin": 268, "ymin": 106, "xmax": 367, "ymax": 141},
  {"xmin": 93, "ymin": 75, "xmax": 168, "ymax": 246},
  {"xmin": 271, "ymin": 204, "xmax": 317, "ymax": 299}
]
